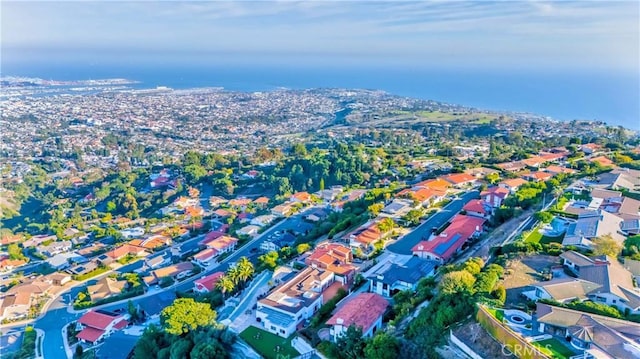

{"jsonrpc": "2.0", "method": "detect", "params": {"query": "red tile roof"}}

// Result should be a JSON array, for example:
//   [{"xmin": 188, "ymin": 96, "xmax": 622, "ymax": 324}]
[
  {"xmin": 414, "ymin": 178, "xmax": 451, "ymax": 191},
  {"xmin": 113, "ymin": 320, "xmax": 128, "ymax": 330},
  {"xmin": 412, "ymin": 214, "xmax": 486, "ymax": 261},
  {"xmin": 326, "ymin": 293, "xmax": 388, "ymax": 331},
  {"xmin": 443, "ymin": 173, "xmax": 476, "ymax": 185},
  {"xmin": 194, "ymin": 248, "xmax": 218, "ymax": 262},
  {"xmin": 292, "ymin": 192, "xmax": 312, "ymax": 201},
  {"xmin": 198, "ymin": 231, "xmax": 225, "ymax": 246},
  {"xmin": 481, "ymin": 186, "xmax": 510, "ymax": 198},
  {"xmin": 500, "ymin": 178, "xmax": 528, "ymax": 189},
  {"xmin": 524, "ymin": 171, "xmax": 554, "ymax": 181},
  {"xmin": 352, "ymin": 223, "xmax": 381, "ymax": 245},
  {"xmin": 76, "ymin": 327, "xmax": 105, "ymax": 343},
  {"xmin": 463, "ymin": 200, "xmax": 488, "ymax": 214},
  {"xmin": 78, "ymin": 310, "xmax": 123, "ymax": 330},
  {"xmin": 306, "ymin": 243, "xmax": 356, "ymax": 277},
  {"xmin": 194, "ymin": 272, "xmax": 225, "ymax": 292},
  {"xmin": 590, "ymin": 156, "xmax": 614, "ymax": 167},
  {"xmin": 106, "ymin": 244, "xmax": 147, "ymax": 260}
]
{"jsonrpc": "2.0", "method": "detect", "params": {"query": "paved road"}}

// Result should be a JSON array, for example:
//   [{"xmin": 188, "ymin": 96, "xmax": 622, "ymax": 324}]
[
  {"xmin": 14, "ymin": 207, "xmax": 318, "ymax": 359},
  {"xmin": 387, "ymin": 190, "xmax": 479, "ymax": 255}
]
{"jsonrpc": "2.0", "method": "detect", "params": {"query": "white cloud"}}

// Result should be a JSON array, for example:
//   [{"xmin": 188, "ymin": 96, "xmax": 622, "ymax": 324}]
[{"xmin": 1, "ymin": 1, "xmax": 638, "ymax": 71}]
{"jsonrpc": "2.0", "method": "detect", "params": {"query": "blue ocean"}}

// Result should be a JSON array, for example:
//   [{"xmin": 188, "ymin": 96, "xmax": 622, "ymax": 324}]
[{"xmin": 3, "ymin": 63, "xmax": 639, "ymax": 130}]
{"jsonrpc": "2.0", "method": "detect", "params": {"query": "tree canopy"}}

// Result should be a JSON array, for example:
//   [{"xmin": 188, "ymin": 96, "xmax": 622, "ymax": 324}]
[{"xmin": 160, "ymin": 298, "xmax": 217, "ymax": 336}]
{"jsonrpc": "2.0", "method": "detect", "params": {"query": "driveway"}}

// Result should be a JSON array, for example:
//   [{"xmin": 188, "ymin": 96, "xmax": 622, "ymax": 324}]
[{"xmin": 387, "ymin": 190, "xmax": 479, "ymax": 255}]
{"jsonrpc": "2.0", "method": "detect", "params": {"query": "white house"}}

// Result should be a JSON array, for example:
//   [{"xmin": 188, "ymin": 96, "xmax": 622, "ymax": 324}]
[{"xmin": 256, "ymin": 267, "xmax": 332, "ymax": 337}]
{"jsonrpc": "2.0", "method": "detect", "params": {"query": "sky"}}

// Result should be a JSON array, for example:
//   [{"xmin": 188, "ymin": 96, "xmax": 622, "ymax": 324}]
[{"xmin": 2, "ymin": 0, "xmax": 639, "ymax": 72}]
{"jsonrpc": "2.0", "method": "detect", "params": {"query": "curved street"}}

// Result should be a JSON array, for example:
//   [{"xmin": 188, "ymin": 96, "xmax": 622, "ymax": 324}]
[{"xmin": 2, "ymin": 209, "xmax": 315, "ymax": 359}]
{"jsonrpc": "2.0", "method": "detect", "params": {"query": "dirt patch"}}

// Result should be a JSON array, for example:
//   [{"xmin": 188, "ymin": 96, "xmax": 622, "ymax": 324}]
[
  {"xmin": 503, "ymin": 254, "xmax": 561, "ymax": 308},
  {"xmin": 450, "ymin": 319, "xmax": 508, "ymax": 358}
]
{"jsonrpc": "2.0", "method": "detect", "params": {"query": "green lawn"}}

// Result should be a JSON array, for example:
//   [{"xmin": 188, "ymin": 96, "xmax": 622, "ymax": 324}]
[
  {"xmin": 486, "ymin": 308, "xmax": 505, "ymax": 322},
  {"xmin": 239, "ymin": 326, "xmax": 299, "ymax": 359},
  {"xmin": 531, "ymin": 338, "xmax": 575, "ymax": 359},
  {"xmin": 524, "ymin": 230, "xmax": 542, "ymax": 244},
  {"xmin": 525, "ymin": 229, "xmax": 564, "ymax": 245}
]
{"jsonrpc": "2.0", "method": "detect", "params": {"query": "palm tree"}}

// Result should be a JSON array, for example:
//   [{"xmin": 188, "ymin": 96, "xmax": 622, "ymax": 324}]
[
  {"xmin": 227, "ymin": 265, "xmax": 241, "ymax": 286},
  {"xmin": 237, "ymin": 256, "xmax": 254, "ymax": 283},
  {"xmin": 216, "ymin": 275, "xmax": 235, "ymax": 298},
  {"xmin": 377, "ymin": 218, "xmax": 395, "ymax": 234}
]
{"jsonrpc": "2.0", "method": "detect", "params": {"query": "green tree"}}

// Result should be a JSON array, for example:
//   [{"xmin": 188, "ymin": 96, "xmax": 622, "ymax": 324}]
[
  {"xmin": 74, "ymin": 344, "xmax": 84, "ymax": 359},
  {"xmin": 7, "ymin": 243, "xmax": 26, "ymax": 261},
  {"xmin": 486, "ymin": 172, "xmax": 500, "ymax": 184},
  {"xmin": 106, "ymin": 201, "xmax": 117, "ymax": 213},
  {"xmin": 364, "ymin": 332, "xmax": 400, "ymax": 359},
  {"xmin": 368, "ymin": 203, "xmax": 384, "ymax": 217},
  {"xmin": 190, "ymin": 341, "xmax": 226, "ymax": 359},
  {"xmin": 169, "ymin": 338, "xmax": 192, "ymax": 359},
  {"xmin": 592, "ymin": 234, "xmax": 622, "ymax": 257},
  {"xmin": 226, "ymin": 265, "xmax": 241, "ymax": 286},
  {"xmin": 236, "ymin": 256, "xmax": 254, "ymax": 284},
  {"xmin": 296, "ymin": 243, "xmax": 311, "ymax": 254},
  {"xmin": 216, "ymin": 275, "xmax": 235, "ymax": 297},
  {"xmin": 402, "ymin": 209, "xmax": 423, "ymax": 226},
  {"xmin": 292, "ymin": 142, "xmax": 307, "ymax": 157},
  {"xmin": 439, "ymin": 271, "xmax": 476, "ymax": 295},
  {"xmin": 335, "ymin": 325, "xmax": 367, "ymax": 359},
  {"xmin": 377, "ymin": 218, "xmax": 395, "ymax": 233},
  {"xmin": 160, "ymin": 298, "xmax": 217, "ymax": 336},
  {"xmin": 534, "ymin": 211, "xmax": 554, "ymax": 224},
  {"xmin": 258, "ymin": 250, "xmax": 279, "ymax": 270}
]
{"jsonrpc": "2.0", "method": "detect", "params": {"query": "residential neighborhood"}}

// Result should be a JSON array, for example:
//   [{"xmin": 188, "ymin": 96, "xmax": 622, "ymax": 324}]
[{"xmin": 1, "ymin": 79, "xmax": 640, "ymax": 359}]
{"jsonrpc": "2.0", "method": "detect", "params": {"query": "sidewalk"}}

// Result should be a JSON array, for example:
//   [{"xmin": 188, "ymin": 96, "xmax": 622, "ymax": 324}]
[
  {"xmin": 34, "ymin": 328, "xmax": 45, "ymax": 359},
  {"xmin": 224, "ymin": 271, "xmax": 272, "ymax": 333},
  {"xmin": 61, "ymin": 323, "xmax": 73, "ymax": 359}
]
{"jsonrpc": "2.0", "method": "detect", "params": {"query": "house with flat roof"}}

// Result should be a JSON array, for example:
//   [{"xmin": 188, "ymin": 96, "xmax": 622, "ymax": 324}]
[
  {"xmin": 381, "ymin": 198, "xmax": 414, "ymax": 217},
  {"xmin": 368, "ymin": 256, "xmax": 437, "ymax": 297},
  {"xmin": 256, "ymin": 267, "xmax": 333, "ymax": 337},
  {"xmin": 326, "ymin": 293, "xmax": 388, "ymax": 341}
]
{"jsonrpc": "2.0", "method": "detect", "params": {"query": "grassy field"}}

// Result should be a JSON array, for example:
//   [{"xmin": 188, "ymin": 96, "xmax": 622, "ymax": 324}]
[
  {"xmin": 390, "ymin": 110, "xmax": 499, "ymax": 123},
  {"xmin": 239, "ymin": 326, "xmax": 299, "ymax": 359},
  {"xmin": 531, "ymin": 338, "xmax": 575, "ymax": 359}
]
